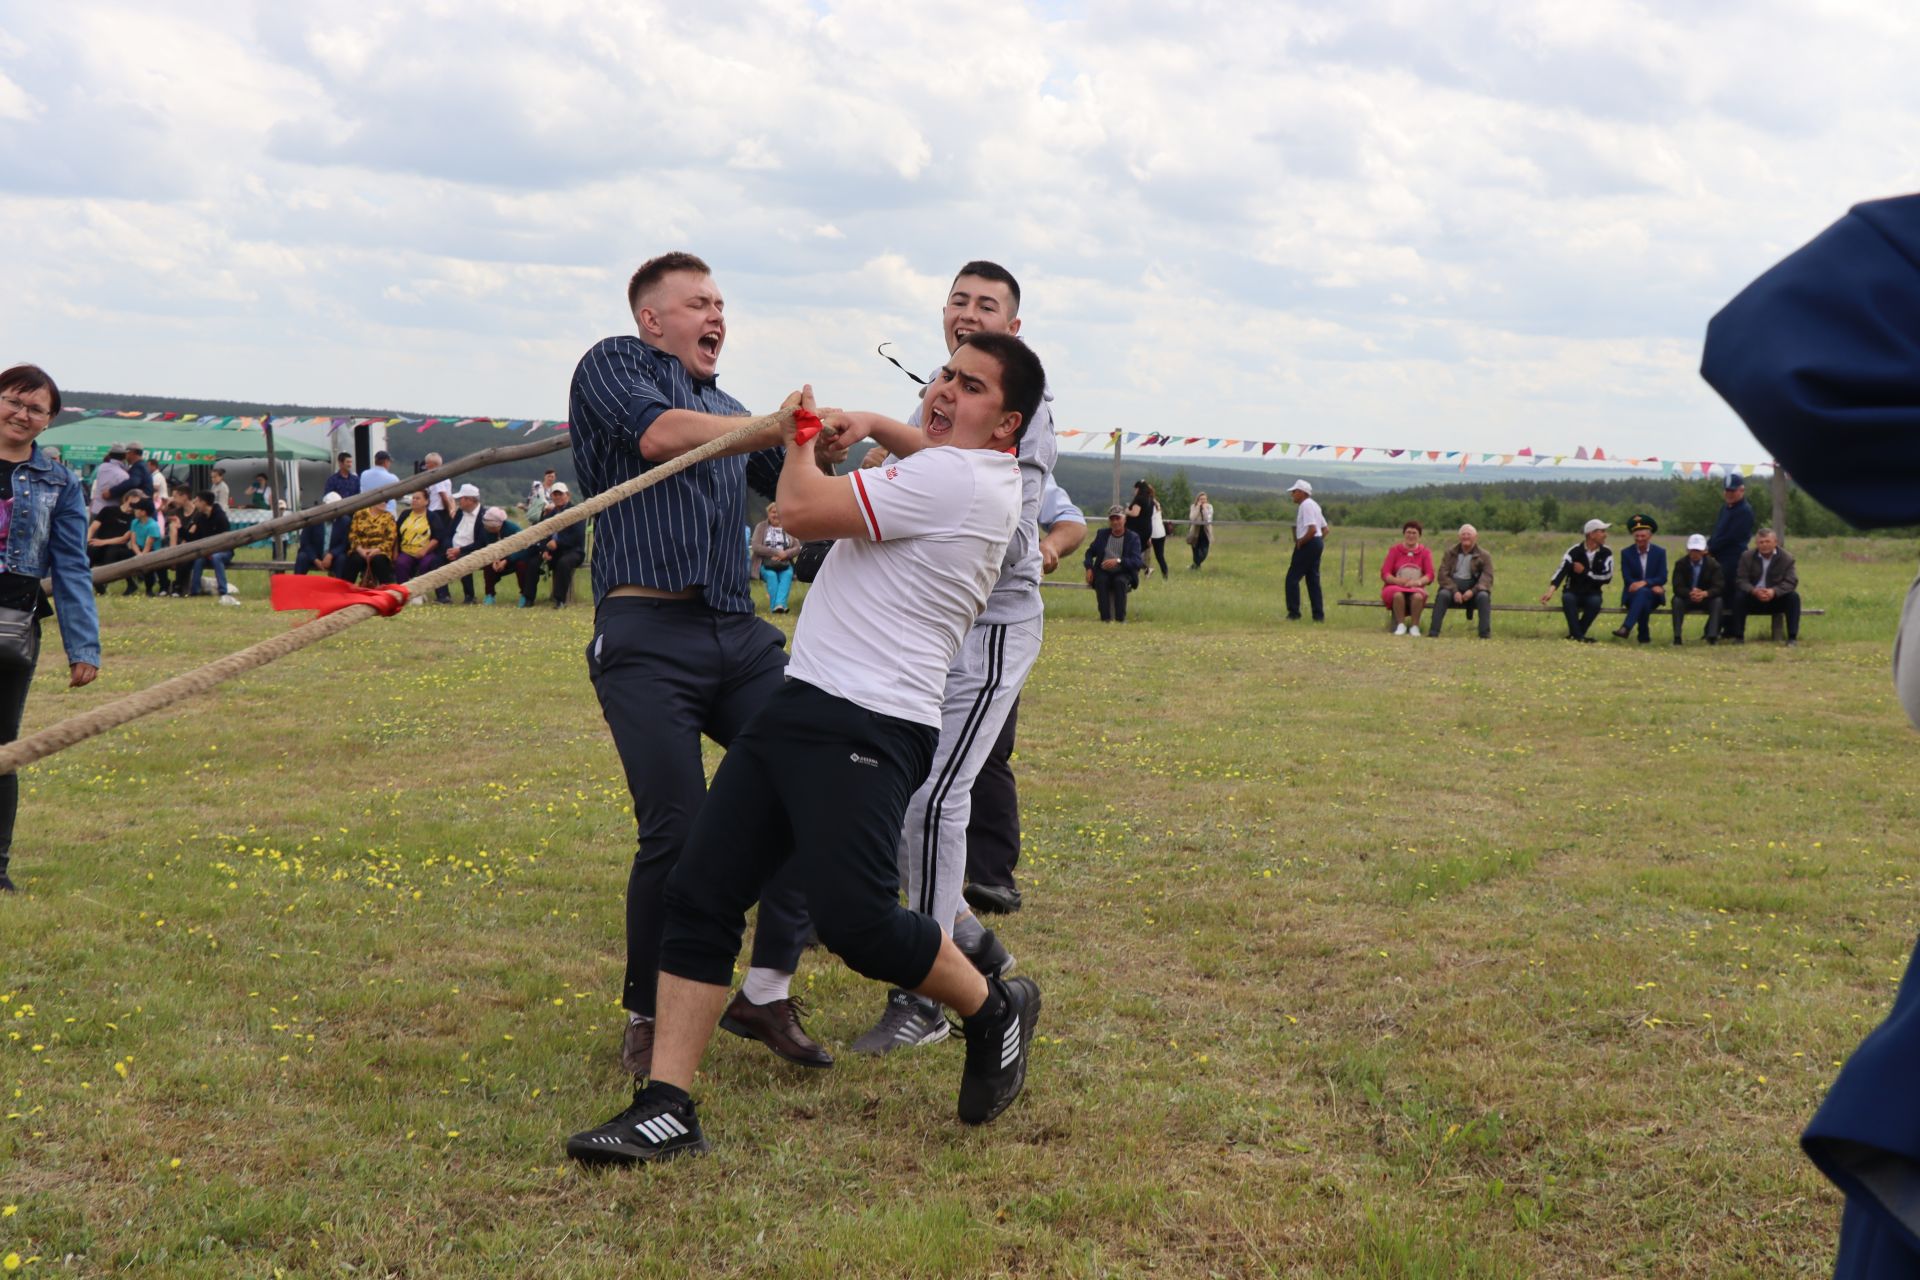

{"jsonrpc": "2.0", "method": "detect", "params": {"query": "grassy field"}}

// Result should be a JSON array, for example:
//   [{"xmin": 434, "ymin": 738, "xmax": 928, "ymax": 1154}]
[{"xmin": 2, "ymin": 526, "xmax": 1916, "ymax": 1277}]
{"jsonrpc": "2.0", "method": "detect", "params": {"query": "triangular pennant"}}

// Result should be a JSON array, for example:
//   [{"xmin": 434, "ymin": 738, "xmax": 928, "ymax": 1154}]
[
  {"xmin": 1593, "ymin": 448, "xmax": 1607, "ymax": 461},
  {"xmin": 1241, "ymin": 441, "xmax": 1256, "ymax": 453},
  {"xmin": 1206, "ymin": 438, "xmax": 1220, "ymax": 448},
  {"xmin": 1427, "ymin": 451, "xmax": 1440, "ymax": 461},
  {"xmin": 1574, "ymin": 446, "xmax": 1589, "ymax": 461},
  {"xmin": 1260, "ymin": 442, "xmax": 1276, "ymax": 455}
]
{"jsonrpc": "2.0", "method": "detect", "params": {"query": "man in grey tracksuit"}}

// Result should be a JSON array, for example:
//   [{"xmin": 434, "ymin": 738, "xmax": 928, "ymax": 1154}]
[{"xmin": 851, "ymin": 260, "xmax": 1058, "ymax": 1054}]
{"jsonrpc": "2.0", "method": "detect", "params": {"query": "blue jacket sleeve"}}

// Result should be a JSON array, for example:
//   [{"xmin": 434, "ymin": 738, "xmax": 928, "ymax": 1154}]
[
  {"xmin": 745, "ymin": 448, "xmax": 783, "ymax": 501},
  {"xmin": 1646, "ymin": 546, "xmax": 1668, "ymax": 588},
  {"xmin": 1121, "ymin": 532, "xmax": 1145, "ymax": 572},
  {"xmin": 1702, "ymin": 196, "xmax": 1920, "ymax": 527},
  {"xmin": 47, "ymin": 477, "xmax": 101, "ymax": 668}
]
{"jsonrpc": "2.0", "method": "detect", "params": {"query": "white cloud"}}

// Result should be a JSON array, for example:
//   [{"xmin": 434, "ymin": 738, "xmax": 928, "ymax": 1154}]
[{"xmin": 0, "ymin": 0, "xmax": 1914, "ymax": 467}]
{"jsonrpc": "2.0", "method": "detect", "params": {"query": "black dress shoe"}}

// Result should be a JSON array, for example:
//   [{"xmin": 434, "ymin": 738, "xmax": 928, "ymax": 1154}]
[
  {"xmin": 1612, "ymin": 626, "xmax": 1632, "ymax": 639},
  {"xmin": 718, "ymin": 992, "xmax": 833, "ymax": 1067},
  {"xmin": 963, "ymin": 883, "xmax": 1023, "ymax": 915}
]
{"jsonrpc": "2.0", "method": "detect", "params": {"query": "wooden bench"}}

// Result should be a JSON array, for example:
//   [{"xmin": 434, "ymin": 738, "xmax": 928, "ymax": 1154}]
[{"xmin": 1336, "ymin": 598, "xmax": 1822, "ymax": 640}]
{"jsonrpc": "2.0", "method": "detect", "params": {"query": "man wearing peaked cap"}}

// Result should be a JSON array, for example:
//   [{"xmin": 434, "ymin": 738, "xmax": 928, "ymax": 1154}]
[
  {"xmin": 1612, "ymin": 514, "xmax": 1667, "ymax": 643},
  {"xmin": 1670, "ymin": 533, "xmax": 1724, "ymax": 645},
  {"xmin": 1707, "ymin": 474, "xmax": 1755, "ymax": 637},
  {"xmin": 1285, "ymin": 480, "xmax": 1328, "ymax": 622}
]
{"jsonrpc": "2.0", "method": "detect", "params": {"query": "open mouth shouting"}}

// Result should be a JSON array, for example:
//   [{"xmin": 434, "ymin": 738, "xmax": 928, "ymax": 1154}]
[{"xmin": 697, "ymin": 330, "xmax": 723, "ymax": 361}]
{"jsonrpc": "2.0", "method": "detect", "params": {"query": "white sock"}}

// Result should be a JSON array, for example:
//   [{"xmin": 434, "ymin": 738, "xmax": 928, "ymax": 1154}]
[
  {"xmin": 741, "ymin": 967, "xmax": 791, "ymax": 1005},
  {"xmin": 952, "ymin": 912, "xmax": 986, "ymax": 949}
]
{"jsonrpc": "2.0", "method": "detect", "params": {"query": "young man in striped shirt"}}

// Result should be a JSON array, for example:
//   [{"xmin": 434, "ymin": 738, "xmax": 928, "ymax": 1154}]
[
  {"xmin": 566, "ymin": 332, "xmax": 1048, "ymax": 1164},
  {"xmin": 568, "ymin": 252, "xmax": 847, "ymax": 1083}
]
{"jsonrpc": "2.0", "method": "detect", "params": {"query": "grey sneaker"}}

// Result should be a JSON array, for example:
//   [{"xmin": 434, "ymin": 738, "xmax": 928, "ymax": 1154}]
[{"xmin": 850, "ymin": 989, "xmax": 949, "ymax": 1056}]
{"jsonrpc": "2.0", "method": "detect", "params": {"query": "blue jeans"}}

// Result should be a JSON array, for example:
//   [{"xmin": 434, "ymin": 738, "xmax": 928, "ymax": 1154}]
[
  {"xmin": 760, "ymin": 565, "xmax": 794, "ymax": 611},
  {"xmin": 189, "ymin": 549, "xmax": 233, "ymax": 596}
]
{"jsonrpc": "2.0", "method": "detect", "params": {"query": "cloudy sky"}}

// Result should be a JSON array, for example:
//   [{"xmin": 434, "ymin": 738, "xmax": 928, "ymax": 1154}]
[{"xmin": 1, "ymin": 0, "xmax": 1915, "ymax": 464}]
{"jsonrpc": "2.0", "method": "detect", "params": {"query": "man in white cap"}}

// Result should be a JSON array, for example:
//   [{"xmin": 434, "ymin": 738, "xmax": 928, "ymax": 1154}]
[
  {"xmin": 1284, "ymin": 480, "xmax": 1327, "ymax": 622},
  {"xmin": 294, "ymin": 492, "xmax": 343, "ymax": 576},
  {"xmin": 1541, "ymin": 519, "xmax": 1614, "ymax": 642},
  {"xmin": 535, "ymin": 481, "xmax": 586, "ymax": 607},
  {"xmin": 1670, "ymin": 533, "xmax": 1725, "ymax": 645},
  {"xmin": 443, "ymin": 483, "xmax": 486, "ymax": 603}
]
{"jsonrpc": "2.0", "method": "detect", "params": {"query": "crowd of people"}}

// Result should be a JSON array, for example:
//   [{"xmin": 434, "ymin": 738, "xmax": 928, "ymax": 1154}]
[
  {"xmin": 303, "ymin": 458, "xmax": 587, "ymax": 608},
  {"xmin": 1362, "ymin": 472, "xmax": 1801, "ymax": 645}
]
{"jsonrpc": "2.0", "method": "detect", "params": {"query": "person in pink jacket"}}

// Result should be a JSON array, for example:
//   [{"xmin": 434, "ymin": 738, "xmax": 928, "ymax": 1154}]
[{"xmin": 1379, "ymin": 521, "xmax": 1435, "ymax": 635}]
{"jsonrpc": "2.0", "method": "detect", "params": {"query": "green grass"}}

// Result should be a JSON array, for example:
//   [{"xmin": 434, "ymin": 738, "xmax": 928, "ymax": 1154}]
[{"xmin": 2, "ymin": 526, "xmax": 1912, "ymax": 1276}]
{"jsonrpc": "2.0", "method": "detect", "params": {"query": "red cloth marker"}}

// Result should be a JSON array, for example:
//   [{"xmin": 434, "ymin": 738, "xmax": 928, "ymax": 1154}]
[
  {"xmin": 791, "ymin": 408, "xmax": 825, "ymax": 446},
  {"xmin": 271, "ymin": 574, "xmax": 411, "ymax": 618}
]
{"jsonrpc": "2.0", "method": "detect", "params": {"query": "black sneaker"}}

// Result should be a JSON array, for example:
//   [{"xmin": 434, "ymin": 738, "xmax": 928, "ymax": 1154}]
[
  {"xmin": 958, "ymin": 976, "xmax": 1041, "ymax": 1125},
  {"xmin": 957, "ymin": 927, "xmax": 1015, "ymax": 979},
  {"xmin": 0, "ymin": 871, "xmax": 13, "ymax": 893},
  {"xmin": 565, "ymin": 1084, "xmax": 709, "ymax": 1166}
]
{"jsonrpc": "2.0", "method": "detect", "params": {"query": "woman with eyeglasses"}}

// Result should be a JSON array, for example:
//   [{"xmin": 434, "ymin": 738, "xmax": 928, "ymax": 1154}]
[{"xmin": 0, "ymin": 365, "xmax": 101, "ymax": 891}]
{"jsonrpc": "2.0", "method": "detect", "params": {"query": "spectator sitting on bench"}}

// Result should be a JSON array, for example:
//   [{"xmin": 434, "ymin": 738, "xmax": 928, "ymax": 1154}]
[
  {"xmin": 1379, "ymin": 520, "xmax": 1433, "ymax": 636},
  {"xmin": 1611, "ymin": 513, "xmax": 1667, "ymax": 643},
  {"xmin": 1730, "ymin": 527, "xmax": 1800, "ymax": 647},
  {"xmin": 1542, "ymin": 519, "xmax": 1613, "ymax": 643},
  {"xmin": 1671, "ymin": 534, "xmax": 1725, "ymax": 646},
  {"xmin": 1429, "ymin": 524, "xmax": 1492, "ymax": 639}
]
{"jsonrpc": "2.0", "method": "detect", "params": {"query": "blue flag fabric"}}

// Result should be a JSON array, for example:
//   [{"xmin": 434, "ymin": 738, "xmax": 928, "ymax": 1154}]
[
  {"xmin": 1803, "ymin": 939, "xmax": 1920, "ymax": 1277},
  {"xmin": 1702, "ymin": 195, "xmax": 1920, "ymax": 528}
]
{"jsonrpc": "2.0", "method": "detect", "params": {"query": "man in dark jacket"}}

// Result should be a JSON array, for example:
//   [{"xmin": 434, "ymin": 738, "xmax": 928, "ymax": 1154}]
[
  {"xmin": 536, "ymin": 481, "xmax": 586, "ymax": 607},
  {"xmin": 1429, "ymin": 523, "xmax": 1493, "ymax": 639},
  {"xmin": 1612, "ymin": 514, "xmax": 1667, "ymax": 643},
  {"xmin": 293, "ymin": 493, "xmax": 341, "ymax": 576},
  {"xmin": 1540, "ymin": 519, "xmax": 1614, "ymax": 642},
  {"xmin": 1669, "ymin": 534, "xmax": 1724, "ymax": 645},
  {"xmin": 1730, "ymin": 527, "xmax": 1800, "ymax": 646},
  {"xmin": 1084, "ymin": 504, "xmax": 1144, "ymax": 623},
  {"xmin": 1707, "ymin": 475, "xmax": 1755, "ymax": 636}
]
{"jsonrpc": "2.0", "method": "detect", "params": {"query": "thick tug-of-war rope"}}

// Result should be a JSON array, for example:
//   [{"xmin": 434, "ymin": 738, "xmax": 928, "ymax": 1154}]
[{"xmin": 0, "ymin": 409, "xmax": 819, "ymax": 777}]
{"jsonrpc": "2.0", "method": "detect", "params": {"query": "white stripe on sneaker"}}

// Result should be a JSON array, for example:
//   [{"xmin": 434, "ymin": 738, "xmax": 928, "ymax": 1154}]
[{"xmin": 1000, "ymin": 1020, "xmax": 1021, "ymax": 1068}]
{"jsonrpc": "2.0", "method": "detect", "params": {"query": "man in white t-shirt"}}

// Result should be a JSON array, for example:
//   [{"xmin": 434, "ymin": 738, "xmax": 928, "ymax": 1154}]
[
  {"xmin": 1285, "ymin": 478, "xmax": 1328, "ymax": 622},
  {"xmin": 842, "ymin": 260, "xmax": 1058, "ymax": 1055},
  {"xmin": 566, "ymin": 332, "xmax": 1048, "ymax": 1166},
  {"xmin": 422, "ymin": 452, "xmax": 453, "ymax": 514}
]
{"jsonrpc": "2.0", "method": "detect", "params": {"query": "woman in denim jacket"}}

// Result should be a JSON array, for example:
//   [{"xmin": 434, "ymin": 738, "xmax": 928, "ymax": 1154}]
[{"xmin": 0, "ymin": 365, "xmax": 101, "ymax": 891}]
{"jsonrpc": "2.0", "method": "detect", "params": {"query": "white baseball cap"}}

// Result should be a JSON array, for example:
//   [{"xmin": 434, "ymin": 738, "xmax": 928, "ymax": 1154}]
[
  {"xmin": 482, "ymin": 506, "xmax": 507, "ymax": 526},
  {"xmin": 1289, "ymin": 479, "xmax": 1313, "ymax": 495},
  {"xmin": 1583, "ymin": 519, "xmax": 1610, "ymax": 534},
  {"xmin": 454, "ymin": 483, "xmax": 481, "ymax": 501},
  {"xmin": 1686, "ymin": 533, "xmax": 1707, "ymax": 551},
  {"xmin": 549, "ymin": 481, "xmax": 569, "ymax": 495},
  {"xmin": 322, "ymin": 492, "xmax": 342, "ymax": 505}
]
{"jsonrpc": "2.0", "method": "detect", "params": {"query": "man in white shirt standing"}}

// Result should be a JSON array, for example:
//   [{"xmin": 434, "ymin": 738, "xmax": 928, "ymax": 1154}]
[
  {"xmin": 422, "ymin": 452, "xmax": 453, "ymax": 514},
  {"xmin": 565, "ymin": 331, "xmax": 1047, "ymax": 1166},
  {"xmin": 1285, "ymin": 479, "xmax": 1328, "ymax": 622}
]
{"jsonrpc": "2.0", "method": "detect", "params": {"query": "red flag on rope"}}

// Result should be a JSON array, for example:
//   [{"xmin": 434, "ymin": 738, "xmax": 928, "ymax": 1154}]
[
  {"xmin": 271, "ymin": 575, "xmax": 411, "ymax": 619},
  {"xmin": 789, "ymin": 408, "xmax": 826, "ymax": 446}
]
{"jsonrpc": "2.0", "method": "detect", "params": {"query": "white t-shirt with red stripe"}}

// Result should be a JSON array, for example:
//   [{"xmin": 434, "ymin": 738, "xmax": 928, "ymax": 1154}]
[{"xmin": 787, "ymin": 446, "xmax": 1022, "ymax": 728}]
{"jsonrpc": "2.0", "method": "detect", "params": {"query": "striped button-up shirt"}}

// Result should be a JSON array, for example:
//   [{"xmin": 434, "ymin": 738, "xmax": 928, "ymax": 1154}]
[{"xmin": 569, "ymin": 336, "xmax": 781, "ymax": 611}]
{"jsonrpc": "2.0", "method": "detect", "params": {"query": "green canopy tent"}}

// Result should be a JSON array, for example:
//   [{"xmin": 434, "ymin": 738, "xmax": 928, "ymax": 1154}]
[{"xmin": 40, "ymin": 417, "xmax": 331, "ymax": 467}]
